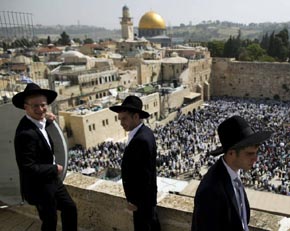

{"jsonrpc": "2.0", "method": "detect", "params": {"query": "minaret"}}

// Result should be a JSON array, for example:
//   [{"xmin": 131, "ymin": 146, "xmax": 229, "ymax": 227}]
[{"xmin": 120, "ymin": 5, "xmax": 134, "ymax": 40}]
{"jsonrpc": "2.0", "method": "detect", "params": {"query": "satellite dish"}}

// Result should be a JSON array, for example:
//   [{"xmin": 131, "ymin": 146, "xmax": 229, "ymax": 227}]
[{"xmin": 0, "ymin": 103, "xmax": 68, "ymax": 205}]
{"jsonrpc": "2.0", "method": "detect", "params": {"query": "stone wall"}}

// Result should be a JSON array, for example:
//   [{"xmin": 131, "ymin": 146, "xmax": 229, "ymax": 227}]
[
  {"xmin": 187, "ymin": 59, "xmax": 212, "ymax": 92},
  {"xmin": 211, "ymin": 58, "xmax": 290, "ymax": 101},
  {"xmin": 10, "ymin": 173, "xmax": 287, "ymax": 231},
  {"xmin": 137, "ymin": 60, "xmax": 162, "ymax": 84}
]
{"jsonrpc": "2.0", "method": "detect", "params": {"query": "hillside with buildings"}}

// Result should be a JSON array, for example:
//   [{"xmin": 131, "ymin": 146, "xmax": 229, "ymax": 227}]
[{"xmin": 30, "ymin": 21, "xmax": 290, "ymax": 42}]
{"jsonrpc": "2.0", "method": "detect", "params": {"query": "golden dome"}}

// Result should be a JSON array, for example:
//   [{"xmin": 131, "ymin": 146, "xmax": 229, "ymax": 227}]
[{"xmin": 139, "ymin": 11, "xmax": 166, "ymax": 29}]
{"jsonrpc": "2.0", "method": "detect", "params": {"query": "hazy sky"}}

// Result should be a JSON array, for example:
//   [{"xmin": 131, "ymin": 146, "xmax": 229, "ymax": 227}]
[{"xmin": 2, "ymin": 0, "xmax": 290, "ymax": 29}]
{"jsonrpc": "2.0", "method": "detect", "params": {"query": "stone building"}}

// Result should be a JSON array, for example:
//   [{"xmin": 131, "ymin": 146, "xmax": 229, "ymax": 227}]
[
  {"xmin": 186, "ymin": 58, "xmax": 212, "ymax": 101},
  {"xmin": 137, "ymin": 47, "xmax": 212, "ymax": 101},
  {"xmin": 50, "ymin": 51, "xmax": 121, "ymax": 111},
  {"xmin": 116, "ymin": 38, "xmax": 150, "ymax": 57},
  {"xmin": 161, "ymin": 53, "xmax": 188, "ymax": 86},
  {"xmin": 37, "ymin": 45, "xmax": 62, "ymax": 62},
  {"xmin": 211, "ymin": 58, "xmax": 290, "ymax": 101},
  {"xmin": 1, "ymin": 55, "xmax": 50, "ymax": 84},
  {"xmin": 59, "ymin": 93, "xmax": 160, "ymax": 148}
]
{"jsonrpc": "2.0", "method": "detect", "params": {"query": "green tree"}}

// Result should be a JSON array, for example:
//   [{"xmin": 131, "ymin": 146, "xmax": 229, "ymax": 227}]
[
  {"xmin": 244, "ymin": 44, "xmax": 266, "ymax": 61},
  {"xmin": 32, "ymin": 55, "xmax": 40, "ymax": 62},
  {"xmin": 37, "ymin": 38, "xmax": 47, "ymax": 45},
  {"xmin": 238, "ymin": 47, "xmax": 251, "ymax": 61},
  {"xmin": 268, "ymin": 30, "xmax": 289, "ymax": 61},
  {"xmin": 2, "ymin": 42, "xmax": 8, "ymax": 51},
  {"xmin": 223, "ymin": 36, "xmax": 234, "ymax": 57},
  {"xmin": 207, "ymin": 40, "xmax": 225, "ymax": 57},
  {"xmin": 58, "ymin": 31, "xmax": 71, "ymax": 45},
  {"xmin": 223, "ymin": 30, "xmax": 242, "ymax": 58},
  {"xmin": 47, "ymin": 36, "xmax": 51, "ymax": 45},
  {"xmin": 258, "ymin": 55, "xmax": 276, "ymax": 62},
  {"xmin": 260, "ymin": 32, "xmax": 269, "ymax": 50},
  {"xmin": 73, "ymin": 38, "xmax": 82, "ymax": 44},
  {"xmin": 276, "ymin": 28, "xmax": 289, "ymax": 47},
  {"xmin": 83, "ymin": 38, "xmax": 94, "ymax": 44},
  {"xmin": 267, "ymin": 31, "xmax": 276, "ymax": 57}
]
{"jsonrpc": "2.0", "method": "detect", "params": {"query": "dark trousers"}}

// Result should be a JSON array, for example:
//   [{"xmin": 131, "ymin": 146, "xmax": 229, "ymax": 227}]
[
  {"xmin": 36, "ymin": 183, "xmax": 77, "ymax": 231},
  {"xmin": 133, "ymin": 206, "xmax": 161, "ymax": 231}
]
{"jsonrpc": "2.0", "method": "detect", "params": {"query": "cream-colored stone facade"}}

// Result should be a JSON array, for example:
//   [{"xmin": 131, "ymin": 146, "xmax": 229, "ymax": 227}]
[
  {"xmin": 137, "ymin": 55, "xmax": 212, "ymax": 101},
  {"xmin": 29, "ymin": 62, "xmax": 50, "ymax": 80},
  {"xmin": 186, "ymin": 59, "xmax": 212, "ymax": 100},
  {"xmin": 53, "ymin": 68, "xmax": 120, "ymax": 111},
  {"xmin": 59, "ymin": 93, "xmax": 160, "ymax": 149},
  {"xmin": 137, "ymin": 60, "xmax": 162, "ymax": 84},
  {"xmin": 211, "ymin": 58, "xmax": 290, "ymax": 101}
]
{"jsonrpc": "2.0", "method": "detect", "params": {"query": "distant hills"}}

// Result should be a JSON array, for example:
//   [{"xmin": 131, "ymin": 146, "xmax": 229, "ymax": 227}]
[
  {"xmin": 33, "ymin": 24, "xmax": 121, "ymax": 41},
  {"xmin": 33, "ymin": 21, "xmax": 290, "ymax": 42},
  {"xmin": 168, "ymin": 21, "xmax": 290, "ymax": 42}
]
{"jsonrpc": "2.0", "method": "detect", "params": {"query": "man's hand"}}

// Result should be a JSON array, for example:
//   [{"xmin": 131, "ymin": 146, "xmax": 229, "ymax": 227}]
[
  {"xmin": 46, "ymin": 112, "xmax": 56, "ymax": 121},
  {"xmin": 127, "ymin": 202, "xmax": 138, "ymax": 211},
  {"xmin": 57, "ymin": 164, "xmax": 63, "ymax": 174}
]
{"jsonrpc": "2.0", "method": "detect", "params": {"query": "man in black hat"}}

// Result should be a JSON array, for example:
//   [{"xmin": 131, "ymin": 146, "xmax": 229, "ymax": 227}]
[
  {"xmin": 191, "ymin": 115, "xmax": 272, "ymax": 231},
  {"xmin": 12, "ymin": 83, "xmax": 77, "ymax": 231},
  {"xmin": 110, "ymin": 95, "xmax": 160, "ymax": 231}
]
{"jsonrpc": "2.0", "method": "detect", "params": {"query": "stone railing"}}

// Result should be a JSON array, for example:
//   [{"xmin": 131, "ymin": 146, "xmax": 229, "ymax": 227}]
[{"xmin": 10, "ymin": 173, "xmax": 289, "ymax": 231}]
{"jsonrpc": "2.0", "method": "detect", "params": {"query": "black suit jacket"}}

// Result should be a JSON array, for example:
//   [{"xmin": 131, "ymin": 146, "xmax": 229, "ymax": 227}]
[
  {"xmin": 191, "ymin": 157, "xmax": 250, "ymax": 231},
  {"xmin": 14, "ymin": 116, "xmax": 59, "ymax": 205},
  {"xmin": 121, "ymin": 124, "xmax": 158, "ymax": 209}
]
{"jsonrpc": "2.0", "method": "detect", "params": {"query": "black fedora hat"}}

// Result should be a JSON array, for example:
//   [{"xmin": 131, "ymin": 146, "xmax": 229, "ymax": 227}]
[
  {"xmin": 109, "ymin": 95, "xmax": 150, "ymax": 119},
  {"xmin": 12, "ymin": 83, "xmax": 57, "ymax": 110},
  {"xmin": 209, "ymin": 115, "xmax": 272, "ymax": 156}
]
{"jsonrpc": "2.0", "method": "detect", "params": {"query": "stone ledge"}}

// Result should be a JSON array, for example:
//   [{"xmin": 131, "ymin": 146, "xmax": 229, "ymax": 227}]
[{"xmin": 5, "ymin": 172, "xmax": 288, "ymax": 231}]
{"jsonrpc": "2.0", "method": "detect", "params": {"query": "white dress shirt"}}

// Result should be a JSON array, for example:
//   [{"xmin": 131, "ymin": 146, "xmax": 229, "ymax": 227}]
[
  {"xmin": 26, "ymin": 115, "xmax": 56, "ymax": 164},
  {"xmin": 127, "ymin": 123, "xmax": 143, "ymax": 146}
]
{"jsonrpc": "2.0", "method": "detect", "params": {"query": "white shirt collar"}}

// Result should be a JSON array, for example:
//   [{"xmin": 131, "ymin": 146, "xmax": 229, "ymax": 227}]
[
  {"xmin": 127, "ymin": 123, "xmax": 143, "ymax": 145},
  {"xmin": 26, "ymin": 114, "xmax": 46, "ymax": 129},
  {"xmin": 222, "ymin": 157, "xmax": 240, "ymax": 182}
]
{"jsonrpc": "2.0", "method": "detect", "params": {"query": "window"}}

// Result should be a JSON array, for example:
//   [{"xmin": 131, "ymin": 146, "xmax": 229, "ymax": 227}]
[
  {"xmin": 89, "ymin": 125, "xmax": 92, "ymax": 131},
  {"xmin": 115, "ymin": 116, "xmax": 118, "ymax": 122},
  {"xmin": 102, "ymin": 120, "xmax": 106, "ymax": 126},
  {"xmin": 93, "ymin": 124, "xmax": 95, "ymax": 130},
  {"xmin": 144, "ymin": 104, "xmax": 149, "ymax": 110}
]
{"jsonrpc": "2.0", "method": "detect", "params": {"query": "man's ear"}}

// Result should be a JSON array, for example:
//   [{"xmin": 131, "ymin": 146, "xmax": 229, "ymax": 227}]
[
  {"xmin": 133, "ymin": 112, "xmax": 140, "ymax": 120},
  {"xmin": 227, "ymin": 149, "xmax": 235, "ymax": 156}
]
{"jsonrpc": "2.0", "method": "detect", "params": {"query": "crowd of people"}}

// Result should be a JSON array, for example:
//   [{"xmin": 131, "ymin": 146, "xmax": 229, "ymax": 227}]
[{"xmin": 67, "ymin": 96, "xmax": 290, "ymax": 196}]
